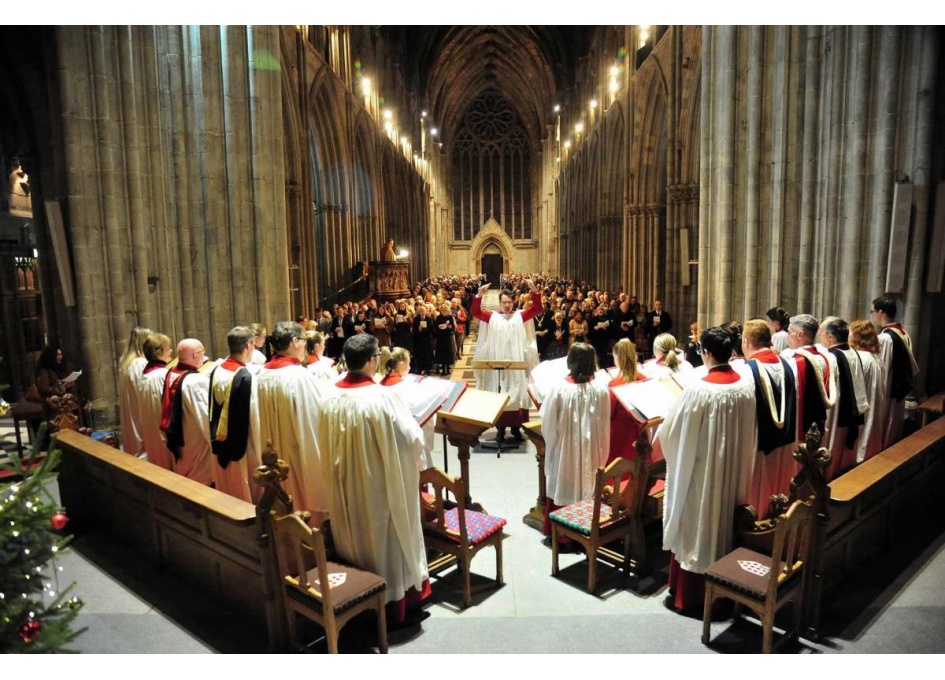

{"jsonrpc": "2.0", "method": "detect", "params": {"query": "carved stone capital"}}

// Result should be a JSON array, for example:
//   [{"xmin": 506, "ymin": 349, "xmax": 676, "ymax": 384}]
[{"xmin": 667, "ymin": 183, "xmax": 699, "ymax": 203}]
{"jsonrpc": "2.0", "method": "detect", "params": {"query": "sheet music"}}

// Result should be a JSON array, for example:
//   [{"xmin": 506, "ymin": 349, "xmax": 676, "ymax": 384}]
[{"xmin": 610, "ymin": 377, "xmax": 683, "ymax": 422}]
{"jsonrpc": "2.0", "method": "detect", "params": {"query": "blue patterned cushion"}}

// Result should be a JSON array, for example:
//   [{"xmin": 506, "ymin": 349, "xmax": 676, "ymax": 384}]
[
  {"xmin": 437, "ymin": 508, "xmax": 507, "ymax": 544},
  {"xmin": 549, "ymin": 499, "xmax": 613, "ymax": 535}
]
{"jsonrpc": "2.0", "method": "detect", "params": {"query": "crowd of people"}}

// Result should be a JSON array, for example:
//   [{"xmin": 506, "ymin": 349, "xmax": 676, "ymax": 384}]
[
  {"xmin": 114, "ymin": 265, "xmax": 919, "ymax": 629},
  {"xmin": 533, "ymin": 292, "xmax": 919, "ymax": 616}
]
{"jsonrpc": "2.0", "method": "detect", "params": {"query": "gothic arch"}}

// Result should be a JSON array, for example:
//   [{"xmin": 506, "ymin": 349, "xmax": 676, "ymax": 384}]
[{"xmin": 469, "ymin": 218, "xmax": 515, "ymax": 274}]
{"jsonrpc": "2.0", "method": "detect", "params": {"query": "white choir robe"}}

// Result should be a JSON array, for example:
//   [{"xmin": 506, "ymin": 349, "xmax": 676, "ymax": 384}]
[
  {"xmin": 306, "ymin": 357, "xmax": 337, "ymax": 382},
  {"xmin": 473, "ymin": 309, "xmax": 539, "ymax": 413},
  {"xmin": 856, "ymin": 350, "xmax": 887, "ymax": 463},
  {"xmin": 540, "ymin": 378, "xmax": 611, "ymax": 506},
  {"xmin": 771, "ymin": 329, "xmax": 790, "ymax": 355},
  {"xmin": 136, "ymin": 368, "xmax": 175, "ymax": 471},
  {"xmin": 210, "ymin": 365, "xmax": 261, "ymax": 503},
  {"xmin": 255, "ymin": 363, "xmax": 329, "ymax": 515},
  {"xmin": 657, "ymin": 370, "xmax": 757, "ymax": 574},
  {"xmin": 877, "ymin": 331, "xmax": 914, "ymax": 447},
  {"xmin": 317, "ymin": 378, "xmax": 428, "ymax": 605},
  {"xmin": 640, "ymin": 358, "xmax": 694, "ymax": 380},
  {"xmin": 173, "ymin": 372, "xmax": 213, "ymax": 486},
  {"xmin": 823, "ymin": 347, "xmax": 869, "ymax": 479},
  {"xmin": 119, "ymin": 357, "xmax": 147, "ymax": 457}
]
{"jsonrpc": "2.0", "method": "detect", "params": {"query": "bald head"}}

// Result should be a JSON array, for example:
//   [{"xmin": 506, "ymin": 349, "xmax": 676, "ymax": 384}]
[{"xmin": 177, "ymin": 338, "xmax": 206, "ymax": 367}]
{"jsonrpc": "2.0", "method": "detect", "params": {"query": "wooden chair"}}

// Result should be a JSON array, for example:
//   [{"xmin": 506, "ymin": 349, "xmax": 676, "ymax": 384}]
[
  {"xmin": 548, "ymin": 456, "xmax": 647, "ymax": 594},
  {"xmin": 419, "ymin": 466, "xmax": 506, "ymax": 608},
  {"xmin": 702, "ymin": 498, "xmax": 813, "ymax": 653},
  {"xmin": 270, "ymin": 511, "xmax": 388, "ymax": 654}
]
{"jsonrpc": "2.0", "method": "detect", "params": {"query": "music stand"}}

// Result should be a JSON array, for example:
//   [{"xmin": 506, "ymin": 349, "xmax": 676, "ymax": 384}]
[{"xmin": 471, "ymin": 359, "xmax": 528, "ymax": 457}]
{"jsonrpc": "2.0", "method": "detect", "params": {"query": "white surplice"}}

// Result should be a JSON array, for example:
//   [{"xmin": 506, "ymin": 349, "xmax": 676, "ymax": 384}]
[
  {"xmin": 540, "ymin": 378, "xmax": 611, "ymax": 506},
  {"xmin": 856, "ymin": 350, "xmax": 887, "ymax": 463},
  {"xmin": 255, "ymin": 364, "xmax": 328, "ymax": 514},
  {"xmin": 209, "ymin": 364, "xmax": 261, "ymax": 503},
  {"xmin": 473, "ymin": 310, "xmax": 539, "ymax": 412},
  {"xmin": 657, "ymin": 371, "xmax": 757, "ymax": 574},
  {"xmin": 136, "ymin": 367, "xmax": 175, "ymax": 471},
  {"xmin": 823, "ymin": 347, "xmax": 870, "ymax": 474},
  {"xmin": 306, "ymin": 357, "xmax": 337, "ymax": 382},
  {"xmin": 119, "ymin": 357, "xmax": 147, "ymax": 457},
  {"xmin": 174, "ymin": 372, "xmax": 213, "ymax": 486},
  {"xmin": 317, "ymin": 380, "xmax": 428, "ymax": 604}
]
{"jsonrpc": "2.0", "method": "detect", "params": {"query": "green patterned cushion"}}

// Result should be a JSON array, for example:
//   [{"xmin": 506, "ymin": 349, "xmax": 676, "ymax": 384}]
[{"xmin": 549, "ymin": 499, "xmax": 613, "ymax": 535}]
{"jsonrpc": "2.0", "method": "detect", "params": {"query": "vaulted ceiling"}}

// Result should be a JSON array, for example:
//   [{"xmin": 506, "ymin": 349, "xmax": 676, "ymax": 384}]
[{"xmin": 380, "ymin": 26, "xmax": 594, "ymax": 150}]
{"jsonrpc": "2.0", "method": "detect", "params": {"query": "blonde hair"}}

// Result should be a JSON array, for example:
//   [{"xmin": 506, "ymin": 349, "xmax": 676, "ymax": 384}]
[
  {"xmin": 612, "ymin": 338, "xmax": 639, "ymax": 383},
  {"xmin": 119, "ymin": 326, "xmax": 151, "ymax": 372},
  {"xmin": 143, "ymin": 332, "xmax": 172, "ymax": 363},
  {"xmin": 653, "ymin": 333, "xmax": 680, "ymax": 370},
  {"xmin": 387, "ymin": 347, "xmax": 411, "ymax": 374}
]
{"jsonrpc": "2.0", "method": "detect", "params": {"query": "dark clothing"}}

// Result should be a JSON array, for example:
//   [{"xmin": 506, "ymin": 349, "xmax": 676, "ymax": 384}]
[
  {"xmin": 412, "ymin": 315, "xmax": 435, "ymax": 373},
  {"xmin": 433, "ymin": 313, "xmax": 456, "ymax": 370}
]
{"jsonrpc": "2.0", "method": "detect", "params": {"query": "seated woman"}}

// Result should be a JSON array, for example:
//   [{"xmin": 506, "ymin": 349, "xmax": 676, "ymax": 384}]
[
  {"xmin": 641, "ymin": 333, "xmax": 692, "ymax": 379},
  {"xmin": 540, "ymin": 343, "xmax": 611, "ymax": 544},
  {"xmin": 35, "ymin": 344, "xmax": 79, "ymax": 420}
]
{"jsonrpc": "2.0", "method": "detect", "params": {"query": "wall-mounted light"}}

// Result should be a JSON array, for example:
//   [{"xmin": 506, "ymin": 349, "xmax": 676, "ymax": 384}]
[
  {"xmin": 553, "ymin": 104, "xmax": 561, "ymax": 113},
  {"xmin": 361, "ymin": 77, "xmax": 371, "ymax": 96},
  {"xmin": 589, "ymin": 99, "xmax": 598, "ymax": 111},
  {"xmin": 383, "ymin": 109, "xmax": 393, "ymax": 121},
  {"xmin": 574, "ymin": 122, "xmax": 584, "ymax": 134}
]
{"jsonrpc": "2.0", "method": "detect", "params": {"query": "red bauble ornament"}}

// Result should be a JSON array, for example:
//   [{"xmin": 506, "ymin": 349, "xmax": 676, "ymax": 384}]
[
  {"xmin": 19, "ymin": 619, "xmax": 41, "ymax": 643},
  {"xmin": 51, "ymin": 512, "xmax": 68, "ymax": 531}
]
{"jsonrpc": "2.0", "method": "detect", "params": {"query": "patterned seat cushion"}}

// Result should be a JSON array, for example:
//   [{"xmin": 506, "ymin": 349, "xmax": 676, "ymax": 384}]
[
  {"xmin": 434, "ymin": 508, "xmax": 507, "ymax": 544},
  {"xmin": 549, "ymin": 499, "xmax": 615, "ymax": 535}
]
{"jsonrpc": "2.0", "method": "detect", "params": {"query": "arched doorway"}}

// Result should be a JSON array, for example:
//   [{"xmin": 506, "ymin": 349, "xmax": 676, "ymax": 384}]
[{"xmin": 481, "ymin": 244, "xmax": 503, "ymax": 287}]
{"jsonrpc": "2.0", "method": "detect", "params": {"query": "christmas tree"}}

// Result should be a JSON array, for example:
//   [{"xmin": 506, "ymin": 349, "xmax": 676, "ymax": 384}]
[{"xmin": 0, "ymin": 432, "xmax": 85, "ymax": 653}]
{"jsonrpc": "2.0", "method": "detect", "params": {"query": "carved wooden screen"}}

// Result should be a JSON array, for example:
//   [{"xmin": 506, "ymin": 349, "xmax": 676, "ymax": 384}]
[{"xmin": 451, "ymin": 91, "xmax": 532, "ymax": 242}]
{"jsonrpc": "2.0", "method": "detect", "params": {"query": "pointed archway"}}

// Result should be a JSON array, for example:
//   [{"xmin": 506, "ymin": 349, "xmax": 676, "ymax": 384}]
[{"xmin": 469, "ymin": 218, "xmax": 515, "ymax": 282}]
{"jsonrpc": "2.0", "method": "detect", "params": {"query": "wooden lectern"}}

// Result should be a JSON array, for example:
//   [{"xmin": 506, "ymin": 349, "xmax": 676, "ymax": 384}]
[
  {"xmin": 435, "ymin": 387, "xmax": 509, "ymax": 511},
  {"xmin": 470, "ymin": 359, "xmax": 529, "ymax": 456},
  {"xmin": 520, "ymin": 420, "xmax": 546, "ymax": 532}
]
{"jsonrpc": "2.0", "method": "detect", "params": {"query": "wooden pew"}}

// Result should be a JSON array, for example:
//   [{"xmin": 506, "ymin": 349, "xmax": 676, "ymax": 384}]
[
  {"xmin": 737, "ymin": 415, "xmax": 945, "ymax": 639},
  {"xmin": 56, "ymin": 429, "xmax": 284, "ymax": 649}
]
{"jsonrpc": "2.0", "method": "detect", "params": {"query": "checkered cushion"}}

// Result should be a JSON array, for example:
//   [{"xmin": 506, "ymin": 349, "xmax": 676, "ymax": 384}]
[
  {"xmin": 549, "ymin": 499, "xmax": 614, "ymax": 535},
  {"xmin": 435, "ymin": 508, "xmax": 506, "ymax": 544}
]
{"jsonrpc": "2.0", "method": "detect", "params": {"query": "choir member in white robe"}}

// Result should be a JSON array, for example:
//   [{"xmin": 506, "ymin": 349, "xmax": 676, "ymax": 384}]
[
  {"xmin": 161, "ymin": 338, "xmax": 213, "ymax": 486},
  {"xmin": 255, "ymin": 322, "xmax": 329, "ymax": 521},
  {"xmin": 818, "ymin": 318, "xmax": 870, "ymax": 481},
  {"xmin": 871, "ymin": 295, "xmax": 919, "ymax": 447},
  {"xmin": 208, "ymin": 327, "xmax": 261, "ymax": 503},
  {"xmin": 304, "ymin": 330, "xmax": 337, "ymax": 382},
  {"xmin": 766, "ymin": 307, "xmax": 791, "ymax": 355},
  {"xmin": 640, "ymin": 333, "xmax": 693, "ymax": 379},
  {"xmin": 318, "ymin": 334, "xmax": 430, "ymax": 624},
  {"xmin": 249, "ymin": 323, "xmax": 268, "ymax": 371},
  {"xmin": 742, "ymin": 320, "xmax": 798, "ymax": 520},
  {"xmin": 540, "ymin": 343, "xmax": 611, "ymax": 537},
  {"xmin": 137, "ymin": 332, "xmax": 175, "ymax": 471},
  {"xmin": 118, "ymin": 326, "xmax": 150, "ymax": 457},
  {"xmin": 658, "ymin": 327, "xmax": 757, "ymax": 613},
  {"xmin": 379, "ymin": 348, "xmax": 435, "ymax": 469},
  {"xmin": 849, "ymin": 319, "xmax": 887, "ymax": 463},
  {"xmin": 471, "ymin": 278, "xmax": 541, "ymax": 442}
]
